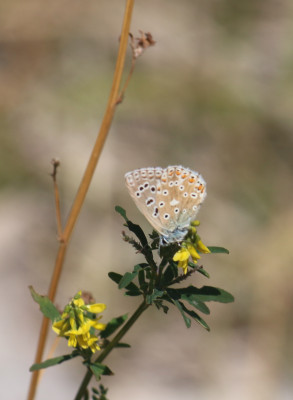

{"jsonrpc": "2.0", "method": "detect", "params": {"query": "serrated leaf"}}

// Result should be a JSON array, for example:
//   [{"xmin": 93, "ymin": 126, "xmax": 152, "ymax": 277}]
[
  {"xmin": 172, "ymin": 299, "xmax": 191, "ymax": 328},
  {"xmin": 29, "ymin": 351, "xmax": 79, "ymax": 371},
  {"xmin": 180, "ymin": 302, "xmax": 210, "ymax": 331},
  {"xmin": 146, "ymin": 289, "xmax": 164, "ymax": 304},
  {"xmin": 208, "ymin": 246, "xmax": 229, "ymax": 254},
  {"xmin": 154, "ymin": 300, "xmax": 169, "ymax": 314},
  {"xmin": 115, "ymin": 206, "xmax": 148, "ymax": 247},
  {"xmin": 169, "ymin": 286, "xmax": 234, "ymax": 303},
  {"xmin": 100, "ymin": 314, "xmax": 128, "ymax": 339},
  {"xmin": 29, "ymin": 286, "xmax": 60, "ymax": 321},
  {"xmin": 87, "ymin": 363, "xmax": 114, "ymax": 381},
  {"xmin": 181, "ymin": 294, "xmax": 210, "ymax": 315}
]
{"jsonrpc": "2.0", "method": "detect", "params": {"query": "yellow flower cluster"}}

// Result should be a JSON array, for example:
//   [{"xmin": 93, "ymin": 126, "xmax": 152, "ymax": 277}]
[
  {"xmin": 52, "ymin": 292, "xmax": 106, "ymax": 353},
  {"xmin": 173, "ymin": 221, "xmax": 210, "ymax": 274}
]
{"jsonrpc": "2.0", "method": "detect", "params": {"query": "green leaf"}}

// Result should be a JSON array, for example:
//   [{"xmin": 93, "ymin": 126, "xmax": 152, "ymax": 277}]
[
  {"xmin": 124, "ymin": 289, "xmax": 142, "ymax": 296},
  {"xmin": 114, "ymin": 342, "xmax": 131, "ymax": 348},
  {"xmin": 162, "ymin": 263, "xmax": 177, "ymax": 284},
  {"xmin": 154, "ymin": 300, "xmax": 169, "ymax": 314},
  {"xmin": 108, "ymin": 272, "xmax": 123, "ymax": 285},
  {"xmin": 146, "ymin": 289, "xmax": 164, "ymax": 304},
  {"xmin": 172, "ymin": 299, "xmax": 191, "ymax": 328},
  {"xmin": 29, "ymin": 351, "xmax": 79, "ymax": 371},
  {"xmin": 115, "ymin": 206, "xmax": 148, "ymax": 248},
  {"xmin": 29, "ymin": 286, "xmax": 60, "ymax": 322},
  {"xmin": 179, "ymin": 302, "xmax": 210, "ymax": 331},
  {"xmin": 188, "ymin": 262, "xmax": 210, "ymax": 278},
  {"xmin": 108, "ymin": 272, "xmax": 141, "ymax": 293},
  {"xmin": 118, "ymin": 264, "xmax": 143, "ymax": 289},
  {"xmin": 197, "ymin": 267, "xmax": 210, "ymax": 278},
  {"xmin": 115, "ymin": 206, "xmax": 156, "ymax": 268},
  {"xmin": 181, "ymin": 294, "xmax": 210, "ymax": 315},
  {"xmin": 115, "ymin": 206, "xmax": 129, "ymax": 221},
  {"xmin": 138, "ymin": 269, "xmax": 147, "ymax": 290},
  {"xmin": 170, "ymin": 286, "xmax": 234, "ymax": 303},
  {"xmin": 100, "ymin": 314, "xmax": 128, "ymax": 339},
  {"xmin": 208, "ymin": 246, "xmax": 229, "ymax": 254},
  {"xmin": 87, "ymin": 362, "xmax": 114, "ymax": 381}
]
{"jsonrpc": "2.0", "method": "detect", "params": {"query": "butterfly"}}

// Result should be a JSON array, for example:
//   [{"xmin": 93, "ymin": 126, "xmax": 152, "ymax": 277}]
[{"xmin": 125, "ymin": 165, "xmax": 206, "ymax": 244}]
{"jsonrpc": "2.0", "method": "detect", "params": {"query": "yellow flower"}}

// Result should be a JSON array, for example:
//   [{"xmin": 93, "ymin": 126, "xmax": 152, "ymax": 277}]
[
  {"xmin": 173, "ymin": 248, "xmax": 190, "ymax": 274},
  {"xmin": 187, "ymin": 243, "xmax": 201, "ymax": 261},
  {"xmin": 196, "ymin": 239, "xmax": 210, "ymax": 254},
  {"xmin": 52, "ymin": 292, "xmax": 106, "ymax": 353},
  {"xmin": 172, "ymin": 222, "xmax": 210, "ymax": 274}
]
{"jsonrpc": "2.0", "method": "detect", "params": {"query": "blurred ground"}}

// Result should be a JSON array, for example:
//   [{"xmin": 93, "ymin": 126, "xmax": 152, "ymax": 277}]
[{"xmin": 1, "ymin": 0, "xmax": 293, "ymax": 399}]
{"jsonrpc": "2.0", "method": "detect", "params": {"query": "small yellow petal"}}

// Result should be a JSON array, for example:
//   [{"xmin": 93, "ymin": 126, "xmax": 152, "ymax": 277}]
[
  {"xmin": 73, "ymin": 298, "xmax": 84, "ymax": 307},
  {"xmin": 187, "ymin": 244, "xmax": 201, "ymax": 260},
  {"xmin": 178, "ymin": 260, "xmax": 189, "ymax": 275},
  {"xmin": 68, "ymin": 335, "xmax": 77, "ymax": 348},
  {"xmin": 197, "ymin": 240, "xmax": 210, "ymax": 254},
  {"xmin": 173, "ymin": 248, "xmax": 190, "ymax": 262},
  {"xmin": 52, "ymin": 320, "xmax": 64, "ymax": 335},
  {"xmin": 86, "ymin": 303, "xmax": 106, "ymax": 314}
]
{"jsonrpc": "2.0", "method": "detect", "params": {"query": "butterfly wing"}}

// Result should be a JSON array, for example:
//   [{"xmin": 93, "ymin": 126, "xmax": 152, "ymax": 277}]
[
  {"xmin": 125, "ymin": 166, "xmax": 207, "ymax": 239},
  {"xmin": 125, "ymin": 167, "xmax": 168, "ymax": 235},
  {"xmin": 154, "ymin": 165, "xmax": 206, "ymax": 232}
]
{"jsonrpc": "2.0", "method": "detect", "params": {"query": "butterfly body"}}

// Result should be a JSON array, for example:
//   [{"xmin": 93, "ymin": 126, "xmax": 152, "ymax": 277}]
[{"xmin": 125, "ymin": 165, "xmax": 206, "ymax": 244}]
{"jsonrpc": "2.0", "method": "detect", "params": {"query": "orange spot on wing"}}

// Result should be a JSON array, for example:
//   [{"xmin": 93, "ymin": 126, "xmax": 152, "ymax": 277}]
[
  {"xmin": 162, "ymin": 178, "xmax": 167, "ymax": 182},
  {"xmin": 189, "ymin": 178, "xmax": 195, "ymax": 183},
  {"xmin": 176, "ymin": 171, "xmax": 181, "ymax": 175}
]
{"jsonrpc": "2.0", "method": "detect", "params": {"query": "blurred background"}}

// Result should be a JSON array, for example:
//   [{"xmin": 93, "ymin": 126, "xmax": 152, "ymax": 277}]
[{"xmin": 1, "ymin": 0, "xmax": 293, "ymax": 399}]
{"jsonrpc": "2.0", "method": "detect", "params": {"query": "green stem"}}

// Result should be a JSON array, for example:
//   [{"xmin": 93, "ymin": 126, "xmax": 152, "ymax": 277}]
[{"xmin": 74, "ymin": 300, "xmax": 149, "ymax": 400}]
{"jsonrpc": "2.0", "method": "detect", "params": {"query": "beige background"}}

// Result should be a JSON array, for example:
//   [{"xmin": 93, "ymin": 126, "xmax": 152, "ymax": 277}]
[{"xmin": 1, "ymin": 0, "xmax": 293, "ymax": 399}]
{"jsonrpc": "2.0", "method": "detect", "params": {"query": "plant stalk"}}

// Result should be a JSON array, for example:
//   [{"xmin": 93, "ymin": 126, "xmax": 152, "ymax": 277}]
[
  {"xmin": 27, "ymin": 1, "xmax": 135, "ymax": 399},
  {"xmin": 74, "ymin": 300, "xmax": 149, "ymax": 400}
]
